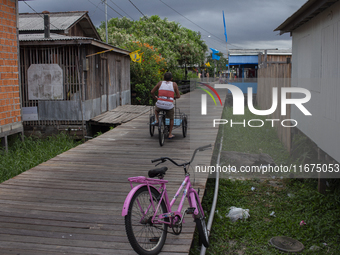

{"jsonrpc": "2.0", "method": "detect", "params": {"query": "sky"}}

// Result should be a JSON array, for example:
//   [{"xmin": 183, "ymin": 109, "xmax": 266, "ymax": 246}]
[{"xmin": 18, "ymin": 0, "xmax": 308, "ymax": 55}]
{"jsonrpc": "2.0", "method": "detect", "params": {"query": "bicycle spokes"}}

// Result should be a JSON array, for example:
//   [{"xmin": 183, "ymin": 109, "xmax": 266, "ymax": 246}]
[{"xmin": 125, "ymin": 187, "xmax": 168, "ymax": 254}]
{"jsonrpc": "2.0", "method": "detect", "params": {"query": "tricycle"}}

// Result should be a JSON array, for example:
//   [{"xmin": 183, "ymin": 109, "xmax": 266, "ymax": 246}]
[{"xmin": 149, "ymin": 100, "xmax": 187, "ymax": 146}]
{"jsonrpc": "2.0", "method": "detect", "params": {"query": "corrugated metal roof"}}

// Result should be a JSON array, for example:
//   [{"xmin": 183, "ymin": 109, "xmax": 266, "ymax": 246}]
[
  {"xmin": 19, "ymin": 33, "xmax": 131, "ymax": 56},
  {"xmin": 19, "ymin": 11, "xmax": 87, "ymax": 31},
  {"xmin": 19, "ymin": 33, "xmax": 90, "ymax": 41},
  {"xmin": 275, "ymin": 0, "xmax": 339, "ymax": 34},
  {"xmin": 229, "ymin": 49, "xmax": 266, "ymax": 56},
  {"xmin": 266, "ymin": 49, "xmax": 292, "ymax": 55}
]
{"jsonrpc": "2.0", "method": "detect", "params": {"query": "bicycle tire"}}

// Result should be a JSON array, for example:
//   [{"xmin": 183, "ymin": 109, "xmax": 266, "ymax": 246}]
[
  {"xmin": 149, "ymin": 116, "xmax": 155, "ymax": 137},
  {"xmin": 182, "ymin": 116, "xmax": 187, "ymax": 138},
  {"xmin": 194, "ymin": 195, "xmax": 209, "ymax": 248},
  {"xmin": 125, "ymin": 186, "xmax": 168, "ymax": 255},
  {"xmin": 158, "ymin": 116, "xmax": 165, "ymax": 146}
]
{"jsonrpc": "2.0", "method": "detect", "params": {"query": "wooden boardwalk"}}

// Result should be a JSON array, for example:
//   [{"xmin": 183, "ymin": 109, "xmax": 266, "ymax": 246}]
[
  {"xmin": 89, "ymin": 105, "xmax": 150, "ymax": 125},
  {"xmin": 0, "ymin": 88, "xmax": 226, "ymax": 254}
]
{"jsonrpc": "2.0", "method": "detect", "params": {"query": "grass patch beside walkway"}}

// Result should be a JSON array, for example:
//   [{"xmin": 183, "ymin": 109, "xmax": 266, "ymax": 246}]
[
  {"xmin": 198, "ymin": 178, "xmax": 340, "ymax": 254},
  {"xmin": 0, "ymin": 133, "xmax": 82, "ymax": 183},
  {"xmin": 190, "ymin": 107, "xmax": 340, "ymax": 254}
]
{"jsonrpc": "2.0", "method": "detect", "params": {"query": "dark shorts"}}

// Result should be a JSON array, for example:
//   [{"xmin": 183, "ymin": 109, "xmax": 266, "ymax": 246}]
[{"xmin": 155, "ymin": 106, "xmax": 174, "ymax": 120}]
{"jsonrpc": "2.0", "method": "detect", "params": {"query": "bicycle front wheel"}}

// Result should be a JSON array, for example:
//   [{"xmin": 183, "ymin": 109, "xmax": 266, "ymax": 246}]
[
  {"xmin": 194, "ymin": 195, "xmax": 209, "ymax": 248},
  {"xmin": 125, "ymin": 186, "xmax": 168, "ymax": 255}
]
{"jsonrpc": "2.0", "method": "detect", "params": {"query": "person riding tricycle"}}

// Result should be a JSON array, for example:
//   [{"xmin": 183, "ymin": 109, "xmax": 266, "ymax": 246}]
[{"xmin": 151, "ymin": 72, "xmax": 181, "ymax": 139}]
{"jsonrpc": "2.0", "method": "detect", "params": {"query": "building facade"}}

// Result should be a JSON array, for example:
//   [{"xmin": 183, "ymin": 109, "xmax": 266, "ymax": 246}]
[
  {"xmin": 18, "ymin": 12, "xmax": 131, "ymax": 137},
  {"xmin": 276, "ymin": 0, "xmax": 340, "ymax": 163},
  {"xmin": 0, "ymin": 0, "xmax": 23, "ymax": 150}
]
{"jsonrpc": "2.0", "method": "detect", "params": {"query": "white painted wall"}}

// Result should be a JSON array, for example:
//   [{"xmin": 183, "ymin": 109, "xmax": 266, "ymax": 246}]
[{"xmin": 291, "ymin": 1, "xmax": 340, "ymax": 162}]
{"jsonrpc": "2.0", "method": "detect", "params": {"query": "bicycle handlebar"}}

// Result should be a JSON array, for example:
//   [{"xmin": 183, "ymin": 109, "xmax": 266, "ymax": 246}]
[
  {"xmin": 151, "ymin": 144, "xmax": 212, "ymax": 167},
  {"xmin": 151, "ymin": 157, "xmax": 163, "ymax": 163}
]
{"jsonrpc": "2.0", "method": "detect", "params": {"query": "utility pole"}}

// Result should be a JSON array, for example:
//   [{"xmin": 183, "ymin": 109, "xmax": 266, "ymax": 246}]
[
  {"xmin": 105, "ymin": 0, "xmax": 108, "ymax": 43},
  {"xmin": 198, "ymin": 31, "xmax": 201, "ymax": 79},
  {"xmin": 227, "ymin": 43, "xmax": 230, "ymax": 82}
]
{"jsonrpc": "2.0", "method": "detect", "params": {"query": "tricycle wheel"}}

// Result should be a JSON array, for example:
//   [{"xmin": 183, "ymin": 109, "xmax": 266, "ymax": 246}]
[
  {"xmin": 182, "ymin": 116, "xmax": 187, "ymax": 138},
  {"xmin": 149, "ymin": 116, "xmax": 155, "ymax": 137}
]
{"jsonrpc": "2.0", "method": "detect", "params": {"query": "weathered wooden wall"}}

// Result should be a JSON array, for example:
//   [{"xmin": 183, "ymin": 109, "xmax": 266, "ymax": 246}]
[
  {"xmin": 20, "ymin": 45, "xmax": 81, "ymax": 107},
  {"xmin": 258, "ymin": 54, "xmax": 291, "ymax": 66},
  {"xmin": 85, "ymin": 46, "xmax": 130, "ymax": 107},
  {"xmin": 107, "ymin": 50, "xmax": 130, "ymax": 106},
  {"xmin": 69, "ymin": 23, "xmax": 87, "ymax": 37},
  {"xmin": 257, "ymin": 61, "xmax": 292, "ymax": 152}
]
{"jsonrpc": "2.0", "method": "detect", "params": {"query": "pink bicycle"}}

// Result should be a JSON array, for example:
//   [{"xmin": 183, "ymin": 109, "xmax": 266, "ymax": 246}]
[{"xmin": 122, "ymin": 145, "xmax": 211, "ymax": 255}]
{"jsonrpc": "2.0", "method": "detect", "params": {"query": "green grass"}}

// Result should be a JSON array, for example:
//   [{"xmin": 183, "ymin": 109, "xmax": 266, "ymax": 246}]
[
  {"xmin": 220, "ymin": 107, "xmax": 290, "ymax": 165},
  {"xmin": 0, "ymin": 133, "xmax": 82, "ymax": 183},
  {"xmin": 190, "ymin": 107, "xmax": 340, "ymax": 254},
  {"xmin": 195, "ymin": 178, "xmax": 340, "ymax": 254}
]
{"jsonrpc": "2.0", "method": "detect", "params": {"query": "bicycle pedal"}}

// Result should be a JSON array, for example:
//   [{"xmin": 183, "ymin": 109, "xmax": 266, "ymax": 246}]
[{"xmin": 186, "ymin": 207, "xmax": 196, "ymax": 214}]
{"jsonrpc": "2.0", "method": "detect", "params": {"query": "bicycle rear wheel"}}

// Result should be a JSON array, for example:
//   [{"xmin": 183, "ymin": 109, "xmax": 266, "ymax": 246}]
[
  {"xmin": 125, "ymin": 186, "xmax": 168, "ymax": 255},
  {"xmin": 158, "ymin": 116, "xmax": 165, "ymax": 146},
  {"xmin": 194, "ymin": 195, "xmax": 209, "ymax": 248}
]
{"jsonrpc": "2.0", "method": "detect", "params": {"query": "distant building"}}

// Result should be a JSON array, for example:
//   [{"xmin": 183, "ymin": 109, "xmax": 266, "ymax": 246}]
[
  {"xmin": 0, "ymin": 0, "xmax": 23, "ymax": 151},
  {"xmin": 18, "ymin": 11, "xmax": 131, "ymax": 137},
  {"xmin": 229, "ymin": 49, "xmax": 262, "ymax": 80},
  {"xmin": 258, "ymin": 49, "xmax": 292, "ymax": 69},
  {"xmin": 275, "ymin": 0, "xmax": 340, "ymax": 163},
  {"xmin": 228, "ymin": 49, "xmax": 291, "ymax": 94}
]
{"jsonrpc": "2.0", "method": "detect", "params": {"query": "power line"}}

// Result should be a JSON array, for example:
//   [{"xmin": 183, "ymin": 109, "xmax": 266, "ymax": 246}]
[
  {"xmin": 203, "ymin": 35, "xmax": 240, "ymax": 50},
  {"xmin": 87, "ymin": 0, "xmax": 114, "ymax": 20},
  {"xmin": 101, "ymin": 0, "xmax": 124, "ymax": 18},
  {"xmin": 158, "ymin": 0, "xmax": 242, "ymax": 50},
  {"xmin": 88, "ymin": 0, "xmax": 102, "ymax": 15},
  {"xmin": 110, "ymin": 0, "xmax": 134, "ymax": 20},
  {"xmin": 128, "ymin": 0, "xmax": 145, "ymax": 17},
  {"xmin": 159, "ymin": 0, "xmax": 221, "ymax": 42},
  {"xmin": 22, "ymin": 0, "xmax": 60, "ymax": 31}
]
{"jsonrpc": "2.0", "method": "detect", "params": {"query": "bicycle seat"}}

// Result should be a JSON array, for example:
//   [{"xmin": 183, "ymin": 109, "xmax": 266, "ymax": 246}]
[{"xmin": 148, "ymin": 167, "xmax": 168, "ymax": 178}]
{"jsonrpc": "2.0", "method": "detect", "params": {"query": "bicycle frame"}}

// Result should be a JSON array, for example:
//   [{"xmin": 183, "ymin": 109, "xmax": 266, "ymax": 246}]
[
  {"xmin": 123, "ymin": 145, "xmax": 211, "ymax": 254},
  {"xmin": 158, "ymin": 175, "xmax": 202, "ymax": 223},
  {"xmin": 122, "ymin": 174, "xmax": 204, "ymax": 226}
]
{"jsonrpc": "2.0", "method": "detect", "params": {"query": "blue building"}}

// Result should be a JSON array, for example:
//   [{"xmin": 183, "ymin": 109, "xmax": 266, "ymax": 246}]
[
  {"xmin": 227, "ymin": 49, "xmax": 291, "ymax": 94},
  {"xmin": 228, "ymin": 49, "xmax": 264, "ymax": 94}
]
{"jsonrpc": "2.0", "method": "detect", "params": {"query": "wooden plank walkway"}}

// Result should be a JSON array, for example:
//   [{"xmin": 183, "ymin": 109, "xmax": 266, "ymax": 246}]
[
  {"xmin": 90, "ymin": 105, "xmax": 150, "ymax": 125},
  {"xmin": 0, "ymin": 88, "xmax": 226, "ymax": 254}
]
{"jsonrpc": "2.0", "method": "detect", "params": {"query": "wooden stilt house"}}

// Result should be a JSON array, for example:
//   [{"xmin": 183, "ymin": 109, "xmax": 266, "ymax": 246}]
[{"xmin": 18, "ymin": 11, "xmax": 131, "ymax": 136}]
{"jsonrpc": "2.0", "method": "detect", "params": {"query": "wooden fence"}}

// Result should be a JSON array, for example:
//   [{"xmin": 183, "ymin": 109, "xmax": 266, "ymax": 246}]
[
  {"xmin": 175, "ymin": 80, "xmax": 191, "ymax": 94},
  {"xmin": 257, "ymin": 62, "xmax": 292, "ymax": 152}
]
